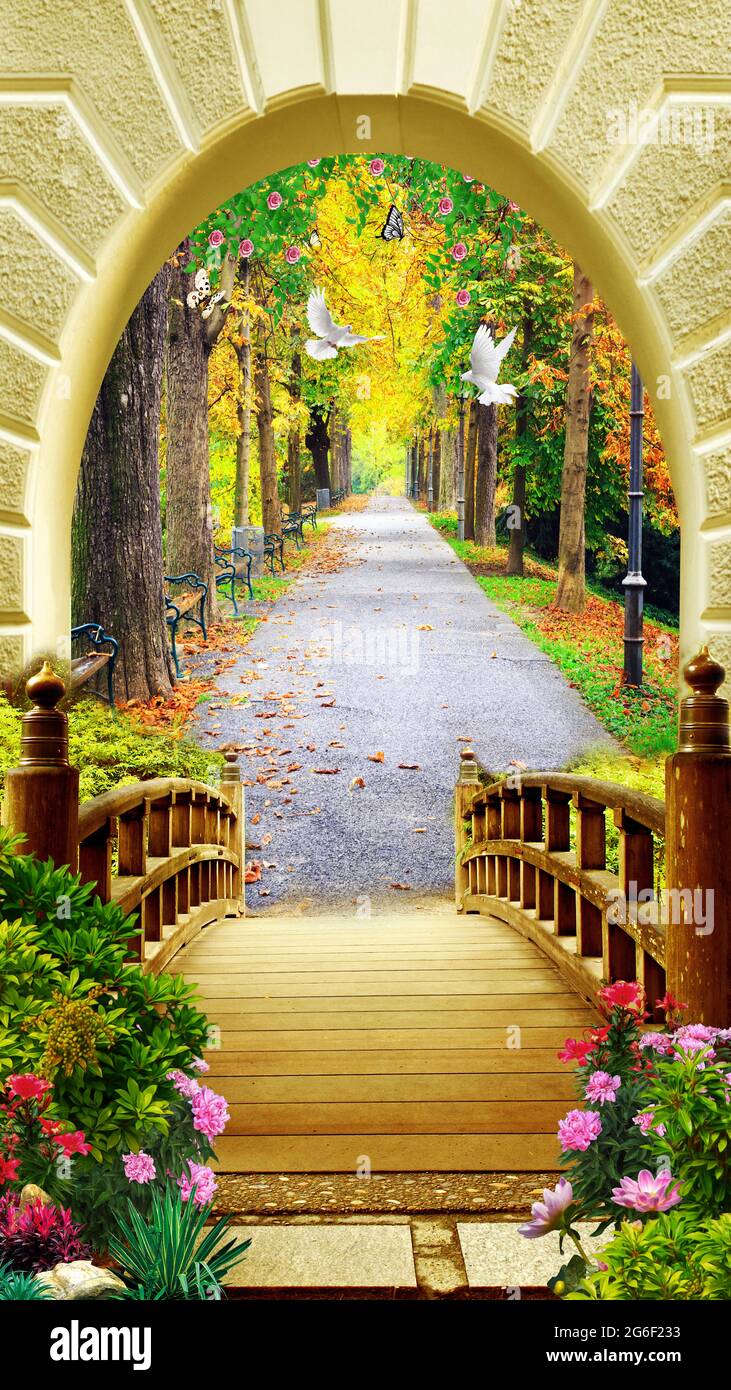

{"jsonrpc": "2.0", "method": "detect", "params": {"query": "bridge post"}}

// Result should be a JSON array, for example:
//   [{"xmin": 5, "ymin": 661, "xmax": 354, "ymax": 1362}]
[
  {"xmin": 1, "ymin": 662, "xmax": 79, "ymax": 872},
  {"xmin": 221, "ymin": 751, "xmax": 245, "ymax": 914},
  {"xmin": 455, "ymin": 747, "xmax": 480, "ymax": 909},
  {"xmin": 666, "ymin": 646, "xmax": 731, "ymax": 1024}
]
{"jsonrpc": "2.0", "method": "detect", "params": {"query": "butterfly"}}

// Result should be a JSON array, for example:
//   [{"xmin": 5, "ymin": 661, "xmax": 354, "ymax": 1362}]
[
  {"xmin": 378, "ymin": 205, "xmax": 404, "ymax": 241},
  {"xmin": 186, "ymin": 268, "xmax": 226, "ymax": 318}
]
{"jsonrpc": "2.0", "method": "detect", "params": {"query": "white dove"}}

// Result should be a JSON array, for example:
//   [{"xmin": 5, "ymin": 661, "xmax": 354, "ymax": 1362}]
[
  {"xmin": 305, "ymin": 288, "xmax": 384, "ymax": 360},
  {"xmin": 461, "ymin": 324, "xmax": 518, "ymax": 405}
]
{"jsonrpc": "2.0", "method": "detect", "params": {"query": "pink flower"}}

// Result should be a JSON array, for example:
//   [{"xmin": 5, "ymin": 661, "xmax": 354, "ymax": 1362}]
[
  {"xmin": 558, "ymin": 1037, "xmax": 596, "ymax": 1065},
  {"xmin": 438, "ymin": 196, "xmax": 453, "ymax": 215},
  {"xmin": 672, "ymin": 1035, "xmax": 715, "ymax": 1063},
  {"xmin": 451, "ymin": 242, "xmax": 468, "ymax": 262},
  {"xmin": 558, "ymin": 1108, "xmax": 602, "ymax": 1152},
  {"xmin": 208, "ymin": 229, "xmax": 224, "ymax": 248},
  {"xmin": 675, "ymin": 1024, "xmax": 717, "ymax": 1043},
  {"xmin": 284, "ymin": 245, "xmax": 301, "ymax": 265},
  {"xmin": 599, "ymin": 980, "xmax": 644, "ymax": 1014},
  {"xmin": 369, "ymin": 158, "xmax": 385, "ymax": 176},
  {"xmin": 462, "ymin": 174, "xmax": 474, "ymax": 183},
  {"xmin": 0, "ymin": 1155, "xmax": 20, "ymax": 1185},
  {"xmin": 507, "ymin": 200, "xmax": 520, "ymax": 213},
  {"xmin": 7, "ymin": 1074, "xmax": 51, "ymax": 1102},
  {"xmin": 238, "ymin": 238, "xmax": 254, "ymax": 258},
  {"xmin": 655, "ymin": 992, "xmax": 687, "ymax": 1015},
  {"xmin": 167, "ymin": 1070, "xmax": 200, "ymax": 1100},
  {"xmin": 584, "ymin": 1071, "xmax": 621, "ymax": 1104},
  {"xmin": 632, "ymin": 1110, "xmax": 666, "ymax": 1138},
  {"xmin": 190, "ymin": 1085, "xmax": 229, "ymax": 1141},
  {"xmin": 267, "ymin": 191, "xmax": 283, "ymax": 210},
  {"xmin": 638, "ymin": 1032, "xmax": 674, "ymax": 1055},
  {"xmin": 122, "ymin": 1151, "xmax": 157, "ymax": 1184},
  {"xmin": 455, "ymin": 289, "xmax": 471, "ymax": 308},
  {"xmin": 178, "ymin": 1161, "xmax": 217, "ymax": 1207},
  {"xmin": 54, "ymin": 1130, "xmax": 91, "ymax": 1157},
  {"xmin": 612, "ymin": 1169, "xmax": 682, "ymax": 1214},
  {"xmin": 191, "ymin": 1057, "xmax": 209, "ymax": 1074},
  {"xmin": 307, "ymin": 158, "xmax": 321, "ymax": 167},
  {"xmin": 519, "ymin": 1178, "xmax": 574, "ymax": 1239}
]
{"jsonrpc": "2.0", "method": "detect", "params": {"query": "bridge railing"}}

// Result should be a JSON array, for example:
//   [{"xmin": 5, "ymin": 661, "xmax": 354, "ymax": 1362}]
[
  {"xmin": 1, "ymin": 663, "xmax": 243, "ymax": 974},
  {"xmin": 454, "ymin": 645, "xmax": 731, "ymax": 1026}
]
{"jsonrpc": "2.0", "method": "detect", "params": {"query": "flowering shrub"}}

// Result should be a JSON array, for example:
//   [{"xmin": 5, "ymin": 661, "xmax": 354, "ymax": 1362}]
[
  {"xmin": 566, "ymin": 1212, "xmax": 731, "ymax": 1301},
  {"xmin": 519, "ymin": 980, "xmax": 731, "ymax": 1295},
  {"xmin": 0, "ymin": 1073, "xmax": 90, "ymax": 1202},
  {"xmin": 0, "ymin": 1195, "xmax": 89, "ymax": 1273}
]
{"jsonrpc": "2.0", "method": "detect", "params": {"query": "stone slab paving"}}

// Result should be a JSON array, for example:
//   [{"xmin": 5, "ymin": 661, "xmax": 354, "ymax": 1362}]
[
  {"xmin": 457, "ymin": 1221, "xmax": 612, "ymax": 1288},
  {"xmin": 223, "ymin": 1222, "xmax": 417, "ymax": 1289}
]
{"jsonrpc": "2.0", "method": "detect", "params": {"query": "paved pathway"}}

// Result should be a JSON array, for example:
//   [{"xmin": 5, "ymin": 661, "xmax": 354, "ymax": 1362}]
[{"xmin": 192, "ymin": 496, "xmax": 613, "ymax": 911}]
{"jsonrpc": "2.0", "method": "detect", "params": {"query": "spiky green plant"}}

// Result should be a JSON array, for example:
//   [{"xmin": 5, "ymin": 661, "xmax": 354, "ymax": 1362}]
[
  {"xmin": 108, "ymin": 1186, "xmax": 248, "ymax": 1301},
  {"xmin": 0, "ymin": 1260, "xmax": 52, "ymax": 1300}
]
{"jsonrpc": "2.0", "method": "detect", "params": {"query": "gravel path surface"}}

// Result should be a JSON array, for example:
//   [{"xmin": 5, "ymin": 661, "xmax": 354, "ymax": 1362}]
[{"xmin": 192, "ymin": 496, "xmax": 613, "ymax": 912}]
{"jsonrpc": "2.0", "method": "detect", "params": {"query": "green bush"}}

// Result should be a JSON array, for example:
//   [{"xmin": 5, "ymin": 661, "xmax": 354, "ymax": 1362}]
[
  {"xmin": 0, "ymin": 695, "xmax": 222, "ymax": 804},
  {"xmin": 567, "ymin": 1212, "xmax": 731, "ymax": 1300},
  {"xmin": 0, "ymin": 1260, "xmax": 52, "ymax": 1301},
  {"xmin": 110, "ymin": 1186, "xmax": 247, "ymax": 1301}
]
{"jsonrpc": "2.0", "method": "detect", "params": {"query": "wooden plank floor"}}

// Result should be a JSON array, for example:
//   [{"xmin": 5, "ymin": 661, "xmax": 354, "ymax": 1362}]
[{"xmin": 173, "ymin": 912, "xmax": 597, "ymax": 1172}]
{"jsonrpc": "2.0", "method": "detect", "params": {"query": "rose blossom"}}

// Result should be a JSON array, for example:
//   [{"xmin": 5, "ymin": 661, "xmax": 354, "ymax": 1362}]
[
  {"xmin": 123, "ymin": 1151, "xmax": 157, "ymax": 1184},
  {"xmin": 267, "ymin": 191, "xmax": 283, "ymax": 210},
  {"xmin": 285, "ymin": 245, "xmax": 301, "ymax": 265},
  {"xmin": 612, "ymin": 1169, "xmax": 682, "ymax": 1214},
  {"xmin": 451, "ymin": 242, "xmax": 467, "ymax": 262},
  {"xmin": 208, "ymin": 229, "xmax": 224, "ymax": 247},
  {"xmin": 557, "ymin": 1108, "xmax": 602, "ymax": 1152},
  {"xmin": 369, "ymin": 158, "xmax": 385, "ymax": 176},
  {"xmin": 437, "ymin": 196, "xmax": 453, "ymax": 215},
  {"xmin": 519, "ymin": 1178, "xmax": 574, "ymax": 1239},
  {"xmin": 167, "ymin": 1069, "xmax": 200, "ymax": 1100},
  {"xmin": 638, "ymin": 1032, "xmax": 674, "ymax": 1055},
  {"xmin": 599, "ymin": 980, "xmax": 644, "ymax": 1014},
  {"xmin": 238, "ymin": 238, "xmax": 254, "ymax": 258},
  {"xmin": 179, "ymin": 1161, "xmax": 217, "ymax": 1207},
  {"xmin": 7, "ymin": 1074, "xmax": 51, "ymax": 1101},
  {"xmin": 455, "ymin": 289, "xmax": 471, "ymax": 308},
  {"xmin": 190, "ymin": 1085, "xmax": 229, "ymax": 1141},
  {"xmin": 584, "ymin": 1071, "xmax": 621, "ymax": 1104}
]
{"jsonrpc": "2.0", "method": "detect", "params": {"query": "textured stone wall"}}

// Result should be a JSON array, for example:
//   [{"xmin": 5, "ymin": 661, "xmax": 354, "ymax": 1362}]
[{"xmin": 0, "ymin": 0, "xmax": 728, "ymax": 686}]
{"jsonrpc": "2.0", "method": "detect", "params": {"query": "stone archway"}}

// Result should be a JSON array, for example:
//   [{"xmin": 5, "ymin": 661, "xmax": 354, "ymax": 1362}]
[{"xmin": 1, "ymin": 0, "xmax": 728, "ymax": 681}]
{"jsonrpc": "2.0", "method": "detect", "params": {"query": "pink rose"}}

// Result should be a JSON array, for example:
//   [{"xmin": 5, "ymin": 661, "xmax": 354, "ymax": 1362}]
[
  {"xmin": 208, "ymin": 229, "xmax": 224, "ymax": 248},
  {"xmin": 179, "ymin": 1161, "xmax": 217, "ymax": 1207},
  {"xmin": 438, "ymin": 196, "xmax": 453, "ymax": 215},
  {"xmin": 267, "ymin": 191, "xmax": 283, "ymax": 210},
  {"xmin": 455, "ymin": 289, "xmax": 471, "ymax": 308},
  {"xmin": 122, "ymin": 1151, "xmax": 157, "ymax": 1184},
  {"xmin": 451, "ymin": 242, "xmax": 467, "ymax": 262},
  {"xmin": 557, "ymin": 1108, "xmax": 602, "ymax": 1152},
  {"xmin": 285, "ymin": 245, "xmax": 301, "ymax": 265},
  {"xmin": 238, "ymin": 238, "xmax": 254, "ymax": 258},
  {"xmin": 369, "ymin": 158, "xmax": 385, "ymax": 176}
]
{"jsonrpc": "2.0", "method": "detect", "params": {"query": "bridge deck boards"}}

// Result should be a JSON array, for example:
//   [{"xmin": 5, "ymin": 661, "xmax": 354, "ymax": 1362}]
[{"xmin": 174, "ymin": 912, "xmax": 598, "ymax": 1173}]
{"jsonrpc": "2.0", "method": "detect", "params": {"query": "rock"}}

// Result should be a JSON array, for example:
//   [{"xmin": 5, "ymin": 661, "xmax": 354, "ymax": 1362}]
[
  {"xmin": 35, "ymin": 1261, "xmax": 126, "ymax": 1301},
  {"xmin": 18, "ymin": 1184, "xmax": 52, "ymax": 1209}
]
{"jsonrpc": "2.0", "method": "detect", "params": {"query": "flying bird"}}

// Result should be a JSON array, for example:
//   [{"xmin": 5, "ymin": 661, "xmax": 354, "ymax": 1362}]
[
  {"xmin": 305, "ymin": 288, "xmax": 384, "ymax": 360},
  {"xmin": 461, "ymin": 324, "xmax": 518, "ymax": 405}
]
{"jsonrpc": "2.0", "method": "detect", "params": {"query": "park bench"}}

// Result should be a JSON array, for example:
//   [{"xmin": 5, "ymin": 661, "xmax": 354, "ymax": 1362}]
[
  {"xmin": 214, "ymin": 544, "xmax": 253, "ymax": 616},
  {"xmin": 281, "ymin": 509, "xmax": 305, "ymax": 548},
  {"xmin": 70, "ymin": 623, "xmax": 119, "ymax": 707},
  {"xmin": 301, "ymin": 502, "xmax": 317, "ymax": 530},
  {"xmin": 264, "ymin": 532, "xmax": 285, "ymax": 575},
  {"xmin": 165, "ymin": 572, "xmax": 208, "ymax": 678},
  {"xmin": 331, "ymin": 488, "xmax": 345, "ymax": 505}
]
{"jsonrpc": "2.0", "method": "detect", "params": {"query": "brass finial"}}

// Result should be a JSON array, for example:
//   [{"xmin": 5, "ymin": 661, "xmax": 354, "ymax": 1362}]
[
  {"xmin": 221, "ymin": 751, "xmax": 241, "ymax": 782},
  {"xmin": 678, "ymin": 645, "xmax": 729, "ymax": 753},
  {"xmin": 19, "ymin": 661, "xmax": 69, "ymax": 766}
]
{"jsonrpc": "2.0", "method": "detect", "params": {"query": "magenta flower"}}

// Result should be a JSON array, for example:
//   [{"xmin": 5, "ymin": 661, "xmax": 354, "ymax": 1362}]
[
  {"xmin": 369, "ymin": 158, "xmax": 385, "ymax": 176},
  {"xmin": 190, "ymin": 1085, "xmax": 229, "ymax": 1140},
  {"xmin": 612, "ymin": 1169, "xmax": 682, "ymax": 1214},
  {"xmin": 673, "ymin": 1036, "xmax": 715, "ymax": 1062},
  {"xmin": 632, "ymin": 1110, "xmax": 666, "ymax": 1138},
  {"xmin": 179, "ymin": 1161, "xmax": 217, "ymax": 1207},
  {"xmin": 558, "ymin": 1037, "xmax": 596, "ymax": 1064},
  {"xmin": 191, "ymin": 1057, "xmax": 210, "ymax": 1073},
  {"xmin": 507, "ymin": 199, "xmax": 520, "ymax": 212},
  {"xmin": 7, "ymin": 1073, "xmax": 51, "ymax": 1101},
  {"xmin": 167, "ymin": 1069, "xmax": 200, "ymax": 1100},
  {"xmin": 54, "ymin": 1129, "xmax": 91, "ymax": 1157},
  {"xmin": 451, "ymin": 242, "xmax": 467, "ymax": 262},
  {"xmin": 123, "ymin": 1151, "xmax": 156, "ymax": 1184},
  {"xmin": 208, "ymin": 229, "xmax": 224, "ymax": 248},
  {"xmin": 584, "ymin": 1071, "xmax": 621, "ymax": 1104},
  {"xmin": 518, "ymin": 1178, "xmax": 574, "ymax": 1239},
  {"xmin": 437, "ymin": 196, "xmax": 453, "ymax": 215},
  {"xmin": 285, "ymin": 245, "xmax": 301, "ymax": 265},
  {"xmin": 267, "ymin": 191, "xmax": 283, "ymax": 210},
  {"xmin": 599, "ymin": 980, "xmax": 644, "ymax": 1014},
  {"xmin": 455, "ymin": 289, "xmax": 471, "ymax": 308},
  {"xmin": 307, "ymin": 158, "xmax": 321, "ymax": 167},
  {"xmin": 558, "ymin": 1108, "xmax": 602, "ymax": 1152},
  {"xmin": 462, "ymin": 174, "xmax": 474, "ymax": 182},
  {"xmin": 238, "ymin": 238, "xmax": 254, "ymax": 258},
  {"xmin": 638, "ymin": 1032, "xmax": 674, "ymax": 1055},
  {"xmin": 675, "ymin": 1024, "xmax": 717, "ymax": 1043}
]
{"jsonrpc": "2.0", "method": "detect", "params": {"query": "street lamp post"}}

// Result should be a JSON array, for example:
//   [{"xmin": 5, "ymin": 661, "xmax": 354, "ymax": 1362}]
[
  {"xmin": 623, "ymin": 361, "xmax": 646, "ymax": 686},
  {"xmin": 427, "ymin": 428, "xmax": 434, "ymax": 511},
  {"xmin": 457, "ymin": 394, "xmax": 467, "ymax": 541}
]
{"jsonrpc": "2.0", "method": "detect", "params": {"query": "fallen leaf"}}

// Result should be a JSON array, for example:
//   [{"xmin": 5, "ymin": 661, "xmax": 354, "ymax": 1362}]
[
  {"xmin": 389, "ymin": 882, "xmax": 411, "ymax": 891},
  {"xmin": 413, "ymin": 827, "xmax": 427, "ymax": 833},
  {"xmin": 250, "ymin": 813, "xmax": 261, "ymax": 825},
  {"xmin": 244, "ymin": 861, "xmax": 262, "ymax": 884},
  {"xmin": 417, "ymin": 624, "xmax": 433, "ymax": 631},
  {"xmin": 368, "ymin": 751, "xmax": 385, "ymax": 763},
  {"xmin": 398, "ymin": 762, "xmax": 420, "ymax": 770},
  {"xmin": 349, "ymin": 776, "xmax": 366, "ymax": 791},
  {"xmin": 261, "ymin": 833, "xmax": 272, "ymax": 846},
  {"xmin": 312, "ymin": 767, "xmax": 340, "ymax": 775}
]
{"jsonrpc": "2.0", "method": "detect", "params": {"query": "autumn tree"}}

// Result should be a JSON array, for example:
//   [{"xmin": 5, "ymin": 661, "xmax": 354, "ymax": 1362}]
[{"xmin": 556, "ymin": 265, "xmax": 595, "ymax": 613}]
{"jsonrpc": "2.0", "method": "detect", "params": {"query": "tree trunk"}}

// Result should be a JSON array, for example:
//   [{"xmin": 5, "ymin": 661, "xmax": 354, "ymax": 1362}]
[
  {"xmin": 464, "ymin": 400, "xmax": 478, "ymax": 540},
  {"xmin": 72, "ymin": 265, "xmax": 175, "ymax": 701},
  {"xmin": 556, "ymin": 264, "xmax": 594, "ymax": 612},
  {"xmin": 254, "ymin": 317, "xmax": 280, "ymax": 535},
  {"xmin": 432, "ymin": 429, "xmax": 441, "ymax": 508},
  {"xmin": 306, "ymin": 405, "xmax": 331, "ymax": 491},
  {"xmin": 233, "ymin": 257, "xmax": 252, "ymax": 528},
  {"xmin": 439, "ymin": 428, "xmax": 456, "ymax": 509},
  {"xmin": 474, "ymin": 402, "xmax": 497, "ymax": 546},
  {"xmin": 166, "ymin": 241, "xmax": 234, "ymax": 622},
  {"xmin": 507, "ymin": 312, "xmax": 533, "ymax": 576},
  {"xmin": 330, "ymin": 404, "xmax": 340, "ymax": 493},
  {"xmin": 287, "ymin": 348, "xmax": 302, "ymax": 513}
]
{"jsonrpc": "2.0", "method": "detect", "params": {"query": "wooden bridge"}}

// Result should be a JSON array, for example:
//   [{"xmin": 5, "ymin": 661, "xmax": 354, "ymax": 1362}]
[{"xmin": 2, "ymin": 650, "xmax": 729, "ymax": 1176}]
